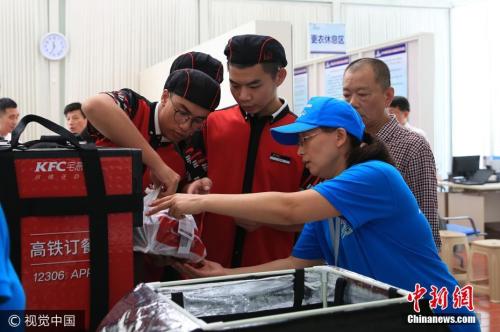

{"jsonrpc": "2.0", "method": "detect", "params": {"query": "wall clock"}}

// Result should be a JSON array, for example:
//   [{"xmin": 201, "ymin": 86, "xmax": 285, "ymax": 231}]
[{"xmin": 40, "ymin": 32, "xmax": 69, "ymax": 61}]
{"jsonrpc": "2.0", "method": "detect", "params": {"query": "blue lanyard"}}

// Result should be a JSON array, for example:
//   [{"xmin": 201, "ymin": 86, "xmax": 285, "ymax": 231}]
[{"xmin": 328, "ymin": 217, "xmax": 340, "ymax": 266}]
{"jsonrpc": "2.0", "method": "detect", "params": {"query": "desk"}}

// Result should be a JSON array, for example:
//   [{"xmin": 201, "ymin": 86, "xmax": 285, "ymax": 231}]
[{"xmin": 438, "ymin": 181, "xmax": 500, "ymax": 234}]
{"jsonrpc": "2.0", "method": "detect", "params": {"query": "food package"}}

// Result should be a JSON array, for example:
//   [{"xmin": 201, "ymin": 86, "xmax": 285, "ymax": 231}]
[{"xmin": 133, "ymin": 189, "xmax": 206, "ymax": 263}]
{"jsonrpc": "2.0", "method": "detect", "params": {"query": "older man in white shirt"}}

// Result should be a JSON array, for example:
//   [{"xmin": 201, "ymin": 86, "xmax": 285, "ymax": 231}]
[{"xmin": 387, "ymin": 95, "xmax": 427, "ymax": 140}]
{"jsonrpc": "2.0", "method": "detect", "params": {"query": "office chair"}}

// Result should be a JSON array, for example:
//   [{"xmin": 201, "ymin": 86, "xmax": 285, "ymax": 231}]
[{"xmin": 439, "ymin": 216, "xmax": 486, "ymax": 239}]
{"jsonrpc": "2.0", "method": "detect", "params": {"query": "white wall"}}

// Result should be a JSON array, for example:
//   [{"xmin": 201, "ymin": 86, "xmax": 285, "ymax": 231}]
[
  {"xmin": 200, "ymin": 0, "xmax": 333, "ymax": 63},
  {"xmin": 64, "ymin": 0, "xmax": 200, "ymax": 110},
  {"xmin": 451, "ymin": 0, "xmax": 500, "ymax": 158},
  {"xmin": 3, "ymin": 0, "xmax": 494, "ymax": 176},
  {"xmin": 140, "ymin": 21, "xmax": 293, "ymax": 109},
  {"xmin": 0, "ymin": 0, "xmax": 50, "ymax": 140},
  {"xmin": 1, "ymin": 0, "xmax": 333, "ymax": 141},
  {"xmin": 337, "ymin": 1, "xmax": 451, "ymax": 176}
]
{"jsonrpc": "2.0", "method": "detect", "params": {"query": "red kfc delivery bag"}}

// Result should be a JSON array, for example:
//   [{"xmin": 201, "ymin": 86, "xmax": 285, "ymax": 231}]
[{"xmin": 0, "ymin": 115, "xmax": 143, "ymax": 330}]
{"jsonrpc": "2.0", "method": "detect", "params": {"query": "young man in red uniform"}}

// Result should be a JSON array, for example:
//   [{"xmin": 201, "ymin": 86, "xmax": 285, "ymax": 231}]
[
  {"xmin": 83, "ymin": 67, "xmax": 221, "ymax": 195},
  {"xmin": 186, "ymin": 35, "xmax": 316, "ymax": 268},
  {"xmin": 83, "ymin": 66, "xmax": 221, "ymax": 282}
]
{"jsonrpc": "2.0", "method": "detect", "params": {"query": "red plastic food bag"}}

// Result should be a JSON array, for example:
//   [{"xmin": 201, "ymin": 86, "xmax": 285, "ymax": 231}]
[
  {"xmin": 134, "ymin": 188, "xmax": 206, "ymax": 263},
  {"xmin": 134, "ymin": 210, "xmax": 206, "ymax": 264}
]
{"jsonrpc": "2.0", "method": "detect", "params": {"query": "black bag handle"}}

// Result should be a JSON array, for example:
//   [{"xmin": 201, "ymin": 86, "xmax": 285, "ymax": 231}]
[{"xmin": 10, "ymin": 114, "xmax": 81, "ymax": 149}]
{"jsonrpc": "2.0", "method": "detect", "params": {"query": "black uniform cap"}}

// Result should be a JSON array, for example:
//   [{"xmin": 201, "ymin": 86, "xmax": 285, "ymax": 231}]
[
  {"xmin": 170, "ymin": 52, "xmax": 224, "ymax": 84},
  {"xmin": 164, "ymin": 69, "xmax": 221, "ymax": 111},
  {"xmin": 224, "ymin": 34, "xmax": 287, "ymax": 67}
]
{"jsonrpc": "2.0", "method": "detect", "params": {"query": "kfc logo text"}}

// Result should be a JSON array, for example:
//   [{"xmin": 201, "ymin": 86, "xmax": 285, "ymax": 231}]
[{"xmin": 34, "ymin": 161, "xmax": 83, "ymax": 172}]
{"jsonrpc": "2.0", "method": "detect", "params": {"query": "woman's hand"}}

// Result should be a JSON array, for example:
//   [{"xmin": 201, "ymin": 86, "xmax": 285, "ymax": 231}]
[
  {"xmin": 146, "ymin": 193, "xmax": 204, "ymax": 218},
  {"xmin": 172, "ymin": 259, "xmax": 227, "ymax": 279},
  {"xmin": 185, "ymin": 177, "xmax": 213, "ymax": 194}
]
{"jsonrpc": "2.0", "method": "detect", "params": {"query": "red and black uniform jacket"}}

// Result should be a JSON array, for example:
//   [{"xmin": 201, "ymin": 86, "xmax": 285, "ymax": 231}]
[
  {"xmin": 183, "ymin": 103, "xmax": 319, "ymax": 268},
  {"xmin": 87, "ymin": 88, "xmax": 187, "ymax": 191}
]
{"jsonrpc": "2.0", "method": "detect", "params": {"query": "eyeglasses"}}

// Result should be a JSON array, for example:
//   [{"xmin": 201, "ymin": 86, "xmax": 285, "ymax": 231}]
[
  {"xmin": 298, "ymin": 131, "xmax": 321, "ymax": 147},
  {"xmin": 170, "ymin": 97, "xmax": 206, "ymax": 130}
]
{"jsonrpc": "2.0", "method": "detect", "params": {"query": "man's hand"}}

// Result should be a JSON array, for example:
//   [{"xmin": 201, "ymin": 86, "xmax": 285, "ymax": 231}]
[
  {"xmin": 185, "ymin": 177, "xmax": 213, "ymax": 194},
  {"xmin": 172, "ymin": 259, "xmax": 227, "ymax": 278},
  {"xmin": 150, "ymin": 163, "xmax": 180, "ymax": 197}
]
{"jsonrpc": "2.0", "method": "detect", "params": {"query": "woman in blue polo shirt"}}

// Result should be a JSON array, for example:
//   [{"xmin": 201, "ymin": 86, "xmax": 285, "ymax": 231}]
[
  {"xmin": 0, "ymin": 205, "xmax": 25, "ymax": 311},
  {"xmin": 148, "ymin": 97, "xmax": 479, "ymax": 332}
]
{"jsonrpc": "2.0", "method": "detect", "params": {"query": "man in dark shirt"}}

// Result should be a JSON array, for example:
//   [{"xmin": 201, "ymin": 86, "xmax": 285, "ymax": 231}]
[
  {"xmin": 0, "ymin": 98, "xmax": 19, "ymax": 141},
  {"xmin": 64, "ymin": 102, "xmax": 93, "ymax": 142}
]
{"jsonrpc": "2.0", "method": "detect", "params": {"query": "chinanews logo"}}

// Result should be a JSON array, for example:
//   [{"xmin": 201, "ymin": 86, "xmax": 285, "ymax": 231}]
[{"xmin": 405, "ymin": 283, "xmax": 477, "ymax": 326}]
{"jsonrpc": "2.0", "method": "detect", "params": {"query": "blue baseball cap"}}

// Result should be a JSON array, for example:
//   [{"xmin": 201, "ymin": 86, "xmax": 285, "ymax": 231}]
[{"xmin": 271, "ymin": 97, "xmax": 365, "ymax": 145}]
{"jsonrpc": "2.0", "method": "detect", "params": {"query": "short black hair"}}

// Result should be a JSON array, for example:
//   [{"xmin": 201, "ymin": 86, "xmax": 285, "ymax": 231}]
[
  {"xmin": 390, "ymin": 96, "xmax": 410, "ymax": 112},
  {"xmin": 64, "ymin": 102, "xmax": 85, "ymax": 118},
  {"xmin": 0, "ymin": 98, "xmax": 17, "ymax": 114},
  {"xmin": 345, "ymin": 58, "xmax": 391, "ymax": 90}
]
